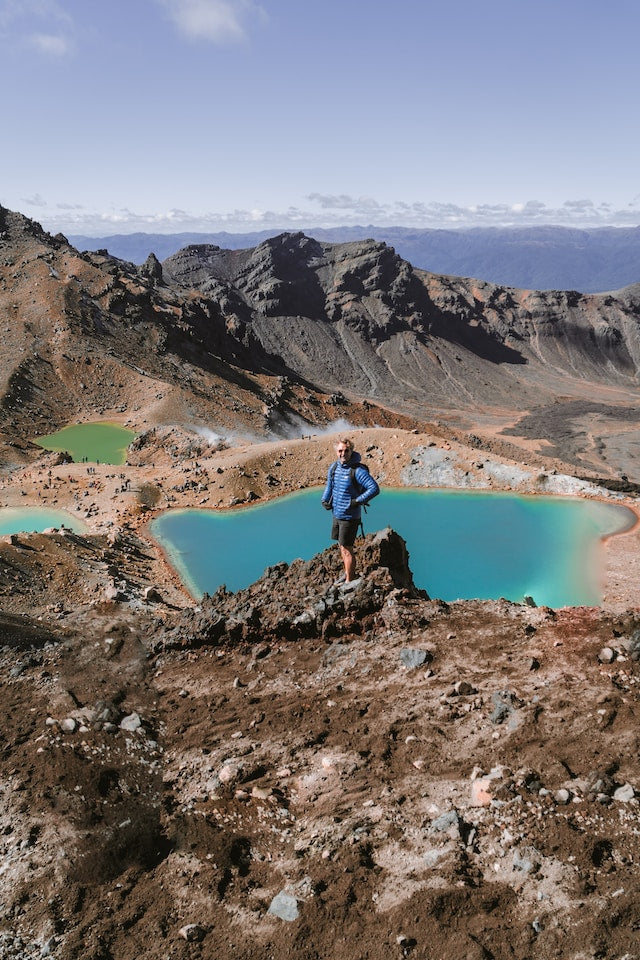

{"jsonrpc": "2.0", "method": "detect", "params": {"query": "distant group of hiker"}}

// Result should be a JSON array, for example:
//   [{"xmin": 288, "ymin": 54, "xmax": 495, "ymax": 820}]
[{"xmin": 321, "ymin": 436, "xmax": 380, "ymax": 587}]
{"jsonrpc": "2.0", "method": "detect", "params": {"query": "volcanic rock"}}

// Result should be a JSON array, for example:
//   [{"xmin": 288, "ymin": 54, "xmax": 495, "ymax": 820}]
[{"xmin": 159, "ymin": 526, "xmax": 426, "ymax": 650}]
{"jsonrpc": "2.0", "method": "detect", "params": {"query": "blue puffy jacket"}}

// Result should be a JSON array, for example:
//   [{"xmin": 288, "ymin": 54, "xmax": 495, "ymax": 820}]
[{"xmin": 321, "ymin": 451, "xmax": 380, "ymax": 520}]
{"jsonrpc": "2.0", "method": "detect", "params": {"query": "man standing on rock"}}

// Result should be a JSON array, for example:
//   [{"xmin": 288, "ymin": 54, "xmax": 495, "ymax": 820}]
[{"xmin": 321, "ymin": 437, "xmax": 380, "ymax": 586}]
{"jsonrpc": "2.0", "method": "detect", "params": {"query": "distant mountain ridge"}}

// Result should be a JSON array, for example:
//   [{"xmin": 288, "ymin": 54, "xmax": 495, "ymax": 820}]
[
  {"xmin": 68, "ymin": 224, "xmax": 640, "ymax": 294},
  {"xmin": 3, "ymin": 203, "xmax": 640, "ymax": 480},
  {"xmin": 158, "ymin": 232, "xmax": 640, "ymax": 411}
]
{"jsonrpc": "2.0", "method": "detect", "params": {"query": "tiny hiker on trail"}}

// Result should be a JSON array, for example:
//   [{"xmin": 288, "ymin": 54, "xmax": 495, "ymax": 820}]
[{"xmin": 321, "ymin": 437, "xmax": 380, "ymax": 587}]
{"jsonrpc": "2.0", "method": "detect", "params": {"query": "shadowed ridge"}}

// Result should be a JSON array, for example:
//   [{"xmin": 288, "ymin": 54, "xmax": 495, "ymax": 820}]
[{"xmin": 0, "ymin": 611, "xmax": 62, "ymax": 649}]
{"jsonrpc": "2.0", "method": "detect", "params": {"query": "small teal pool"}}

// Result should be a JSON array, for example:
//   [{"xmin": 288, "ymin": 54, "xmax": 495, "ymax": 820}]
[
  {"xmin": 0, "ymin": 507, "xmax": 88, "ymax": 536},
  {"xmin": 34, "ymin": 422, "xmax": 136, "ymax": 465},
  {"xmin": 151, "ymin": 488, "xmax": 635, "ymax": 607}
]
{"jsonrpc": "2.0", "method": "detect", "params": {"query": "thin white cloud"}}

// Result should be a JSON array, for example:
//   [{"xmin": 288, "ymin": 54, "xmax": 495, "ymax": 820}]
[
  {"xmin": 19, "ymin": 193, "xmax": 640, "ymax": 238},
  {"xmin": 28, "ymin": 31, "xmax": 70, "ymax": 55},
  {"xmin": 0, "ymin": 0, "xmax": 75, "ymax": 54},
  {"xmin": 302, "ymin": 194, "xmax": 640, "ymax": 230},
  {"xmin": 153, "ymin": 0, "xmax": 266, "ymax": 43},
  {"xmin": 308, "ymin": 193, "xmax": 364, "ymax": 211},
  {"xmin": 20, "ymin": 192, "xmax": 48, "ymax": 207}
]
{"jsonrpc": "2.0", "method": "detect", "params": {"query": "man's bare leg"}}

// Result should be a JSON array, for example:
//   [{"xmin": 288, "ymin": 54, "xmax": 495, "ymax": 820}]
[{"xmin": 339, "ymin": 544, "xmax": 356, "ymax": 582}]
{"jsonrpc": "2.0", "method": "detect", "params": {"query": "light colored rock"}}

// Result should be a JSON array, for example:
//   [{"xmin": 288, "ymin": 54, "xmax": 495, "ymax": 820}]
[
  {"xmin": 513, "ymin": 848, "xmax": 540, "ymax": 873},
  {"xmin": 178, "ymin": 923, "xmax": 206, "ymax": 942},
  {"xmin": 120, "ymin": 712, "xmax": 142, "ymax": 732},
  {"xmin": 470, "ymin": 764, "xmax": 507, "ymax": 806},
  {"xmin": 251, "ymin": 786, "xmax": 273, "ymax": 799},
  {"xmin": 267, "ymin": 891, "xmax": 299, "ymax": 921},
  {"xmin": 219, "ymin": 762, "xmax": 241, "ymax": 784},
  {"xmin": 613, "ymin": 783, "xmax": 635, "ymax": 802},
  {"xmin": 429, "ymin": 810, "xmax": 462, "ymax": 838},
  {"xmin": 471, "ymin": 777, "xmax": 495, "ymax": 807},
  {"xmin": 598, "ymin": 647, "xmax": 616, "ymax": 663}
]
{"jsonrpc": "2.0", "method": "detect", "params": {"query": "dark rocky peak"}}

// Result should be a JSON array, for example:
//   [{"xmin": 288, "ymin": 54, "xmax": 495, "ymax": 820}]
[
  {"xmin": 255, "ymin": 231, "xmax": 324, "ymax": 259},
  {"xmin": 161, "ymin": 242, "xmax": 264, "ymax": 288},
  {"xmin": 138, "ymin": 252, "xmax": 163, "ymax": 284},
  {"xmin": 228, "ymin": 233, "xmax": 435, "ymax": 336},
  {"xmin": 158, "ymin": 527, "xmax": 427, "ymax": 650},
  {"xmin": 230, "ymin": 232, "xmax": 327, "ymax": 318},
  {"xmin": 319, "ymin": 238, "xmax": 436, "ymax": 336},
  {"xmin": 159, "ymin": 232, "xmax": 432, "ymax": 332},
  {"xmin": 328, "ymin": 237, "xmax": 410, "ymax": 294}
]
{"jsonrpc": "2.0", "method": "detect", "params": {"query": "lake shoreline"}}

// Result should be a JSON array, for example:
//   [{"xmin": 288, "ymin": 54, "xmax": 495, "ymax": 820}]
[
  {"xmin": 1, "ymin": 425, "xmax": 638, "ymax": 612},
  {"xmin": 149, "ymin": 488, "xmax": 637, "ymax": 608}
]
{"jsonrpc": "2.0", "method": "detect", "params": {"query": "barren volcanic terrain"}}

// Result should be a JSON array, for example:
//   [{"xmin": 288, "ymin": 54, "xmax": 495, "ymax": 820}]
[{"xmin": 1, "ymin": 205, "xmax": 640, "ymax": 959}]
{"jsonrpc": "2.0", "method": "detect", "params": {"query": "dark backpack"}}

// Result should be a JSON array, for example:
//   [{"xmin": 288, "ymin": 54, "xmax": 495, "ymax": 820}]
[{"xmin": 329, "ymin": 460, "xmax": 371, "ymax": 494}]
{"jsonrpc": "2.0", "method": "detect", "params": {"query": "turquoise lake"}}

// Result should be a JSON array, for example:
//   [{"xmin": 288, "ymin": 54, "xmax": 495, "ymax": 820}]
[
  {"xmin": 0, "ymin": 507, "xmax": 87, "ymax": 536},
  {"xmin": 150, "ymin": 488, "xmax": 636, "ymax": 607}
]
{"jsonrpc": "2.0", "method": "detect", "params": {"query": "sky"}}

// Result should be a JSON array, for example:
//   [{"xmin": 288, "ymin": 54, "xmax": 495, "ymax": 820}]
[{"xmin": 1, "ymin": 0, "xmax": 639, "ymax": 236}]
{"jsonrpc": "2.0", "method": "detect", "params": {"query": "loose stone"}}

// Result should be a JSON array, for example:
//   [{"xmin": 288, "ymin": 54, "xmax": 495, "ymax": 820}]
[
  {"xmin": 399, "ymin": 648, "xmax": 431, "ymax": 669},
  {"xmin": 120, "ymin": 712, "xmax": 142, "ymax": 732},
  {"xmin": 598, "ymin": 647, "xmax": 616, "ymax": 663},
  {"xmin": 219, "ymin": 763, "xmax": 241, "ymax": 784},
  {"xmin": 178, "ymin": 924, "xmax": 206, "ymax": 942},
  {"xmin": 267, "ymin": 892, "xmax": 299, "ymax": 921},
  {"xmin": 613, "ymin": 783, "xmax": 635, "ymax": 802}
]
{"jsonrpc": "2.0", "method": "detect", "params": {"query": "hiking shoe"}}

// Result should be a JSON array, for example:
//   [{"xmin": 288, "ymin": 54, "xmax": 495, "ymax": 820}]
[{"xmin": 333, "ymin": 574, "xmax": 346, "ymax": 585}]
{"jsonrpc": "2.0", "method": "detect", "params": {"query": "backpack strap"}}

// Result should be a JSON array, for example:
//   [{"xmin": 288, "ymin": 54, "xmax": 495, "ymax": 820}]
[{"xmin": 350, "ymin": 463, "xmax": 369, "ymax": 491}]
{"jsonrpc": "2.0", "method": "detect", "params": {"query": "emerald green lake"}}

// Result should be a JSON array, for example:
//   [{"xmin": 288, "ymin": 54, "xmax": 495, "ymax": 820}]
[
  {"xmin": 151, "ymin": 488, "xmax": 635, "ymax": 607},
  {"xmin": 34, "ymin": 422, "xmax": 136, "ymax": 465},
  {"xmin": 0, "ymin": 507, "xmax": 88, "ymax": 536}
]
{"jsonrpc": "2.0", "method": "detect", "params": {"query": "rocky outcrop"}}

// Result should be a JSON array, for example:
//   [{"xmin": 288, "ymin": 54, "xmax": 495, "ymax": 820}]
[
  {"xmin": 159, "ymin": 527, "xmax": 427, "ymax": 649},
  {"xmin": 138, "ymin": 252, "xmax": 163, "ymax": 284},
  {"xmin": 0, "ymin": 611, "xmax": 60, "ymax": 649}
]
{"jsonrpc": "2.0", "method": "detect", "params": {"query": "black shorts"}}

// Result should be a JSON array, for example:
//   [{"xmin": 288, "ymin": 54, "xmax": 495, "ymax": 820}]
[{"xmin": 331, "ymin": 518, "xmax": 359, "ymax": 547}]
